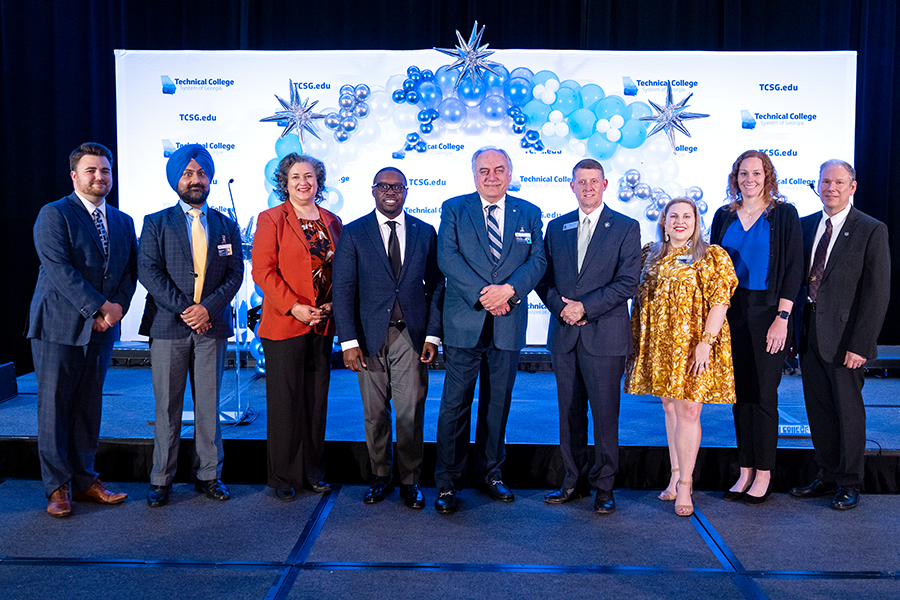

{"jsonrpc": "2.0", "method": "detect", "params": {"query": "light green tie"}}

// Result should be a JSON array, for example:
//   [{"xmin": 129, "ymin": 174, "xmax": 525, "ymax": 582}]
[{"xmin": 577, "ymin": 216, "xmax": 591, "ymax": 273}]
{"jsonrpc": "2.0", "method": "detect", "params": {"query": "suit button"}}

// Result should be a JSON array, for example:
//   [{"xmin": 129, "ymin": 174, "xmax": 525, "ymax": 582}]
[{"xmin": 395, "ymin": 289, "xmax": 400, "ymax": 293}]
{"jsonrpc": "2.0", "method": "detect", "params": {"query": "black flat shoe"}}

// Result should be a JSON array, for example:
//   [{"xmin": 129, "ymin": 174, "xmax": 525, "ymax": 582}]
[{"xmin": 741, "ymin": 483, "xmax": 771, "ymax": 506}]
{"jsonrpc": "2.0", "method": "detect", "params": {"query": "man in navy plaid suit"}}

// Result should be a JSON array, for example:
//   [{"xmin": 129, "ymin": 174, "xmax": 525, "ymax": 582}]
[{"xmin": 138, "ymin": 144, "xmax": 243, "ymax": 507}]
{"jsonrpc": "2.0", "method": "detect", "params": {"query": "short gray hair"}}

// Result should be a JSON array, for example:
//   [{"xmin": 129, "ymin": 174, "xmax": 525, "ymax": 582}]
[
  {"xmin": 471, "ymin": 147, "xmax": 513, "ymax": 175},
  {"xmin": 819, "ymin": 159, "xmax": 856, "ymax": 183}
]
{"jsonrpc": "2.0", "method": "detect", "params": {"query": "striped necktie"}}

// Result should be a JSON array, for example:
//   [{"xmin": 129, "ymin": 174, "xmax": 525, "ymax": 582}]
[
  {"xmin": 487, "ymin": 205, "xmax": 501, "ymax": 265},
  {"xmin": 92, "ymin": 208, "xmax": 109, "ymax": 258}
]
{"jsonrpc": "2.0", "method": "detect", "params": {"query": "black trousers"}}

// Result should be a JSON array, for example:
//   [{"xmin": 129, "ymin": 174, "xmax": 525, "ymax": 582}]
[
  {"xmin": 261, "ymin": 333, "xmax": 332, "ymax": 489},
  {"xmin": 728, "ymin": 289, "xmax": 789, "ymax": 471},
  {"xmin": 800, "ymin": 309, "xmax": 866, "ymax": 488}
]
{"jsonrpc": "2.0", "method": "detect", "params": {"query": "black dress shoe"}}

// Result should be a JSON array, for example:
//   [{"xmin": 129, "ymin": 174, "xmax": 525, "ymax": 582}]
[
  {"xmin": 790, "ymin": 478, "xmax": 838, "ymax": 499},
  {"xmin": 544, "ymin": 487, "xmax": 590, "ymax": 505},
  {"xmin": 594, "ymin": 489, "xmax": 616, "ymax": 514},
  {"xmin": 831, "ymin": 487, "xmax": 860, "ymax": 510},
  {"xmin": 364, "ymin": 477, "xmax": 394, "ymax": 504},
  {"xmin": 484, "ymin": 479, "xmax": 515, "ymax": 502},
  {"xmin": 310, "ymin": 481, "xmax": 332, "ymax": 493},
  {"xmin": 742, "ymin": 483, "xmax": 771, "ymax": 506},
  {"xmin": 399, "ymin": 484, "xmax": 425, "ymax": 509},
  {"xmin": 435, "ymin": 488, "xmax": 458, "ymax": 514},
  {"xmin": 722, "ymin": 490, "xmax": 745, "ymax": 502},
  {"xmin": 147, "ymin": 484, "xmax": 171, "ymax": 508},
  {"xmin": 195, "ymin": 479, "xmax": 230, "ymax": 501},
  {"xmin": 275, "ymin": 487, "xmax": 296, "ymax": 502}
]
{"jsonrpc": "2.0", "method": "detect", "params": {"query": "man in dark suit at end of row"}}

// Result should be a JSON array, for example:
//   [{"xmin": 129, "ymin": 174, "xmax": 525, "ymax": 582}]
[
  {"xmin": 536, "ymin": 158, "xmax": 641, "ymax": 515},
  {"xmin": 333, "ymin": 166, "xmax": 444, "ymax": 510},
  {"xmin": 28, "ymin": 142, "xmax": 138, "ymax": 517},
  {"xmin": 790, "ymin": 159, "xmax": 890, "ymax": 511}
]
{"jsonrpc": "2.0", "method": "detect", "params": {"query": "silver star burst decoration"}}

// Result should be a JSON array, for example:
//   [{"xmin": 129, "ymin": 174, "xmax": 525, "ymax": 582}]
[
  {"xmin": 260, "ymin": 80, "xmax": 325, "ymax": 143},
  {"xmin": 434, "ymin": 21, "xmax": 503, "ymax": 90},
  {"xmin": 639, "ymin": 81, "xmax": 710, "ymax": 153}
]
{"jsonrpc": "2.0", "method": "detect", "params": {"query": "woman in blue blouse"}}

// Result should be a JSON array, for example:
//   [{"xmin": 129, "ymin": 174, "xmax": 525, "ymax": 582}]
[{"xmin": 710, "ymin": 150, "xmax": 803, "ymax": 505}]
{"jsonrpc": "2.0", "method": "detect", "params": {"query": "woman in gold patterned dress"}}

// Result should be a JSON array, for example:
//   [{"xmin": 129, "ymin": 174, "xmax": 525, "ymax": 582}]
[{"xmin": 625, "ymin": 197, "xmax": 738, "ymax": 516}]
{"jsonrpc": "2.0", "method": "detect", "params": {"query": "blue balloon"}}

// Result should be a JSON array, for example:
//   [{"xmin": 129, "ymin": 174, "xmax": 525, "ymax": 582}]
[
  {"xmin": 250, "ymin": 339, "xmax": 263, "ymax": 360},
  {"xmin": 417, "ymin": 109, "xmax": 433, "ymax": 124},
  {"xmin": 532, "ymin": 70, "xmax": 559, "ymax": 87},
  {"xmin": 533, "ymin": 140, "xmax": 545, "ymax": 152},
  {"xmin": 523, "ymin": 99, "xmax": 552, "ymax": 128},
  {"xmin": 324, "ymin": 112, "xmax": 341, "ymax": 129},
  {"xmin": 625, "ymin": 101, "xmax": 653, "ymax": 122},
  {"xmin": 567, "ymin": 108, "xmax": 597, "ymax": 140},
  {"xmin": 512, "ymin": 124, "xmax": 526, "ymax": 135},
  {"xmin": 483, "ymin": 65, "xmax": 510, "ymax": 92},
  {"xmin": 480, "ymin": 94, "xmax": 509, "ymax": 126},
  {"xmin": 437, "ymin": 97, "xmax": 466, "ymax": 129},
  {"xmin": 403, "ymin": 79, "xmax": 416, "ymax": 92},
  {"xmin": 551, "ymin": 87, "xmax": 580, "ymax": 116},
  {"xmin": 406, "ymin": 132, "xmax": 420, "ymax": 144},
  {"xmin": 334, "ymin": 130, "xmax": 350, "ymax": 143},
  {"xmin": 392, "ymin": 89, "xmax": 406, "ymax": 104},
  {"xmin": 249, "ymin": 291, "xmax": 262, "ymax": 307},
  {"xmin": 415, "ymin": 140, "xmax": 427, "ymax": 153},
  {"xmin": 525, "ymin": 129, "xmax": 541, "ymax": 142},
  {"xmin": 275, "ymin": 133, "xmax": 302, "ymax": 158},
  {"xmin": 504, "ymin": 77, "xmax": 533, "ymax": 107},
  {"xmin": 420, "ymin": 122, "xmax": 433, "ymax": 134},
  {"xmin": 421, "ymin": 69, "xmax": 434, "ymax": 81},
  {"xmin": 618, "ymin": 119, "xmax": 648, "ymax": 149},
  {"xmin": 264, "ymin": 157, "xmax": 280, "ymax": 187},
  {"xmin": 405, "ymin": 90, "xmax": 420, "ymax": 104},
  {"xmin": 587, "ymin": 132, "xmax": 619, "ymax": 161},
  {"xmin": 407, "ymin": 65, "xmax": 420, "ymax": 78},
  {"xmin": 457, "ymin": 75, "xmax": 486, "ymax": 107},
  {"xmin": 509, "ymin": 67, "xmax": 534, "ymax": 82},
  {"xmin": 594, "ymin": 95, "xmax": 627, "ymax": 120},
  {"xmin": 579, "ymin": 84, "xmax": 606, "ymax": 110},
  {"xmin": 434, "ymin": 65, "xmax": 459, "ymax": 94},
  {"xmin": 560, "ymin": 79, "xmax": 581, "ymax": 93},
  {"xmin": 417, "ymin": 81, "xmax": 443, "ymax": 109},
  {"xmin": 267, "ymin": 190, "xmax": 281, "ymax": 208},
  {"xmin": 255, "ymin": 362, "xmax": 267, "ymax": 375}
]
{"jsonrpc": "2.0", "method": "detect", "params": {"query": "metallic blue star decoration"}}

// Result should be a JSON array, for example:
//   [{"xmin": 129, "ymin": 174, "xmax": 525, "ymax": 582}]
[
  {"xmin": 260, "ymin": 80, "xmax": 325, "ymax": 143},
  {"xmin": 639, "ymin": 81, "xmax": 710, "ymax": 153},
  {"xmin": 434, "ymin": 21, "xmax": 503, "ymax": 90}
]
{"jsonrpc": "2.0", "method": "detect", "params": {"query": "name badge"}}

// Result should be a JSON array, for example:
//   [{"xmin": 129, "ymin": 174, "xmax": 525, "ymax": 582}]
[
  {"xmin": 514, "ymin": 231, "xmax": 532, "ymax": 244},
  {"xmin": 218, "ymin": 243, "xmax": 233, "ymax": 257},
  {"xmin": 562, "ymin": 221, "xmax": 578, "ymax": 231}
]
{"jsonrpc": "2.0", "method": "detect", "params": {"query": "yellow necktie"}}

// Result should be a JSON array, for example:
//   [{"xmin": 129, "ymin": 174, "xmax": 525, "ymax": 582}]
[{"xmin": 189, "ymin": 208, "xmax": 207, "ymax": 303}]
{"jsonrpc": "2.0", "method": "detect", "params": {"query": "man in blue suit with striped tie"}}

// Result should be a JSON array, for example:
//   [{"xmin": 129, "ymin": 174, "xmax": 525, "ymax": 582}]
[
  {"xmin": 138, "ymin": 144, "xmax": 243, "ymax": 507},
  {"xmin": 433, "ymin": 147, "xmax": 546, "ymax": 513},
  {"xmin": 28, "ymin": 142, "xmax": 138, "ymax": 517}
]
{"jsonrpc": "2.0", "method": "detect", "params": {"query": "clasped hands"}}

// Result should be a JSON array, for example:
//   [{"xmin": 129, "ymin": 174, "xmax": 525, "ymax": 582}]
[
  {"xmin": 478, "ymin": 284, "xmax": 515, "ymax": 316},
  {"xmin": 290, "ymin": 302, "xmax": 332, "ymax": 327},
  {"xmin": 559, "ymin": 296, "xmax": 587, "ymax": 326},
  {"xmin": 91, "ymin": 301, "xmax": 124, "ymax": 332},
  {"xmin": 181, "ymin": 303, "xmax": 211, "ymax": 334}
]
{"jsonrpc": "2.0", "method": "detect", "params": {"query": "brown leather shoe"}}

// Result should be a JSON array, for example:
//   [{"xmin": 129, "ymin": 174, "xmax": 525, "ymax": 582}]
[
  {"xmin": 72, "ymin": 479, "xmax": 127, "ymax": 505},
  {"xmin": 47, "ymin": 484, "xmax": 72, "ymax": 518}
]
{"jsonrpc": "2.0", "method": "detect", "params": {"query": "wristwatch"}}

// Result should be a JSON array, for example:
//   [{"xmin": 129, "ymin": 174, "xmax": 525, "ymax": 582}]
[{"xmin": 777, "ymin": 310, "xmax": 790, "ymax": 320}]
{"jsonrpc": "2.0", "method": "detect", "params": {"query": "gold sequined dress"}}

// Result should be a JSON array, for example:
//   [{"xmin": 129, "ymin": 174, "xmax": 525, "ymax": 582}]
[{"xmin": 625, "ymin": 243, "xmax": 738, "ymax": 404}]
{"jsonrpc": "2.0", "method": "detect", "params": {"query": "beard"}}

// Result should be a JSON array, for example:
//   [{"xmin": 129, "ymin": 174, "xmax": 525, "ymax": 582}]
[{"xmin": 177, "ymin": 183, "xmax": 210, "ymax": 205}]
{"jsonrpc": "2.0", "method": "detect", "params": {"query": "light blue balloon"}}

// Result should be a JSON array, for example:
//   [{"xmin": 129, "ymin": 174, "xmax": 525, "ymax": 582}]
[
  {"xmin": 434, "ymin": 65, "xmax": 459, "ymax": 94},
  {"xmin": 483, "ymin": 65, "xmax": 510, "ymax": 92},
  {"xmin": 509, "ymin": 67, "xmax": 534, "ymax": 82},
  {"xmin": 437, "ymin": 97, "xmax": 467, "ymax": 129},
  {"xmin": 417, "ymin": 81, "xmax": 443, "ymax": 109},
  {"xmin": 567, "ymin": 108, "xmax": 597, "ymax": 140},
  {"xmin": 542, "ymin": 134, "xmax": 568, "ymax": 151},
  {"xmin": 587, "ymin": 132, "xmax": 619, "ymax": 161},
  {"xmin": 523, "ymin": 99, "xmax": 552, "ymax": 128},
  {"xmin": 275, "ymin": 134, "xmax": 303, "ymax": 158},
  {"xmin": 480, "ymin": 94, "xmax": 510, "ymax": 127},
  {"xmin": 457, "ymin": 75, "xmax": 486, "ymax": 107},
  {"xmin": 264, "ymin": 157, "xmax": 280, "ymax": 186},
  {"xmin": 504, "ymin": 77, "xmax": 533, "ymax": 107},
  {"xmin": 560, "ymin": 79, "xmax": 581, "ymax": 93},
  {"xmin": 579, "ymin": 84, "xmax": 605, "ymax": 110},
  {"xmin": 618, "ymin": 119, "xmax": 648, "ymax": 149},
  {"xmin": 267, "ymin": 190, "xmax": 281, "ymax": 208},
  {"xmin": 551, "ymin": 87, "xmax": 580, "ymax": 116},
  {"xmin": 532, "ymin": 70, "xmax": 559, "ymax": 86},
  {"xmin": 594, "ymin": 96, "xmax": 626, "ymax": 120},
  {"xmin": 625, "ymin": 101, "xmax": 653, "ymax": 121}
]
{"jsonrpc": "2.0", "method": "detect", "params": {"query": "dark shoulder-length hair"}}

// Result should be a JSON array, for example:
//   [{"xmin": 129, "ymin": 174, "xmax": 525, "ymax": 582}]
[
  {"xmin": 275, "ymin": 153, "xmax": 326, "ymax": 204},
  {"xmin": 725, "ymin": 150, "xmax": 786, "ymax": 212},
  {"xmin": 648, "ymin": 197, "xmax": 709, "ymax": 264}
]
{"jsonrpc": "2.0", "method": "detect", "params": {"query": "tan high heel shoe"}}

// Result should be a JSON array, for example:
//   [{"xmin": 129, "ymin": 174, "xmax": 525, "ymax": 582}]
[
  {"xmin": 675, "ymin": 479, "xmax": 694, "ymax": 517},
  {"xmin": 658, "ymin": 468, "xmax": 679, "ymax": 501}
]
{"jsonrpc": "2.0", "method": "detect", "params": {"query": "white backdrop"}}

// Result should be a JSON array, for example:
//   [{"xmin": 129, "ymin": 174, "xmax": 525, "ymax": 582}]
[{"xmin": 115, "ymin": 49, "xmax": 856, "ymax": 344}]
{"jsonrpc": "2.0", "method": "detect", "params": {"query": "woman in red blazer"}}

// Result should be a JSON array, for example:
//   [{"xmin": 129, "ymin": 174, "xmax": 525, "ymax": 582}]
[{"xmin": 252, "ymin": 153, "xmax": 342, "ymax": 501}]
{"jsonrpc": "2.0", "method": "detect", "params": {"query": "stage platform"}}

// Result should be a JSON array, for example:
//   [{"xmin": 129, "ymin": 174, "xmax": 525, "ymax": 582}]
[{"xmin": 2, "ymin": 345, "xmax": 900, "ymax": 493}]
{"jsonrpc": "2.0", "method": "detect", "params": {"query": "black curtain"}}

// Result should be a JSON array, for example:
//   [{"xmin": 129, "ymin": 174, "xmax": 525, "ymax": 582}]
[{"xmin": 2, "ymin": 0, "xmax": 898, "ymax": 373}]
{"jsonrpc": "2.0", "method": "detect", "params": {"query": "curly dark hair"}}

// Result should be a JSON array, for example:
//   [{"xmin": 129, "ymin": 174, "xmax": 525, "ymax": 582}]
[
  {"xmin": 725, "ymin": 150, "xmax": 785, "ymax": 212},
  {"xmin": 275, "ymin": 153, "xmax": 326, "ymax": 204}
]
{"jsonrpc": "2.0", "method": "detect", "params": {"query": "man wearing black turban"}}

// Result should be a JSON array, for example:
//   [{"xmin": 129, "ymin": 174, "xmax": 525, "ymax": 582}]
[{"xmin": 138, "ymin": 144, "xmax": 244, "ymax": 507}]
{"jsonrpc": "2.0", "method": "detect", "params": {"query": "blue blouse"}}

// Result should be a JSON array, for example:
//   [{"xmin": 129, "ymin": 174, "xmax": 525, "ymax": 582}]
[{"xmin": 721, "ymin": 216, "xmax": 770, "ymax": 290}]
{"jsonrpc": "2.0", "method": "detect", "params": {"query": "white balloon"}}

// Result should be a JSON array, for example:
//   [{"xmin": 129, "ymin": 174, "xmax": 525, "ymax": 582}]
[
  {"xmin": 566, "ymin": 138, "xmax": 586, "ymax": 158},
  {"xmin": 666, "ymin": 181, "xmax": 685, "ymax": 198},
  {"xmin": 385, "ymin": 74, "xmax": 407, "ymax": 93},
  {"xmin": 336, "ymin": 141, "xmax": 359, "ymax": 165},
  {"xmin": 596, "ymin": 119, "xmax": 610, "ymax": 133},
  {"xmin": 367, "ymin": 90, "xmax": 395, "ymax": 122},
  {"xmin": 462, "ymin": 116, "xmax": 487, "ymax": 137},
  {"xmin": 643, "ymin": 134, "xmax": 673, "ymax": 164},
  {"xmin": 555, "ymin": 122, "xmax": 569, "ymax": 137},
  {"xmin": 611, "ymin": 147, "xmax": 642, "ymax": 172},
  {"xmin": 304, "ymin": 136, "xmax": 331, "ymax": 160},
  {"xmin": 549, "ymin": 110, "xmax": 564, "ymax": 124},
  {"xmin": 533, "ymin": 83, "xmax": 546, "ymax": 96},
  {"xmin": 420, "ymin": 120, "xmax": 446, "ymax": 142},
  {"xmin": 606, "ymin": 128, "xmax": 622, "ymax": 142},
  {"xmin": 541, "ymin": 90, "xmax": 556, "ymax": 104},
  {"xmin": 541, "ymin": 122, "xmax": 556, "ymax": 137},
  {"xmin": 391, "ymin": 103, "xmax": 420, "ymax": 131},
  {"xmin": 609, "ymin": 114, "xmax": 625, "ymax": 129},
  {"xmin": 660, "ymin": 158, "xmax": 680, "ymax": 182},
  {"xmin": 545, "ymin": 78, "xmax": 560, "ymax": 93},
  {"xmin": 643, "ymin": 164, "xmax": 663, "ymax": 185},
  {"xmin": 353, "ymin": 120, "xmax": 381, "ymax": 146}
]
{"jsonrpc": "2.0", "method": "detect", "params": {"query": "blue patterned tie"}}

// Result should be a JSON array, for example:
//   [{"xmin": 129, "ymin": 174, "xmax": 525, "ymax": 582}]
[
  {"xmin": 487, "ymin": 205, "xmax": 501, "ymax": 265},
  {"xmin": 92, "ymin": 208, "xmax": 109, "ymax": 258}
]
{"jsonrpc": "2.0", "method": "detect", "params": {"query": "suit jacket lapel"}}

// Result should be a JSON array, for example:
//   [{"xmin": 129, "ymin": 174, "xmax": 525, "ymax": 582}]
[
  {"xmin": 577, "ymin": 205, "xmax": 609, "ymax": 281},
  {"xmin": 205, "ymin": 209, "xmax": 225, "ymax": 270},
  {"xmin": 364, "ymin": 211, "xmax": 394, "ymax": 280},
  {"xmin": 283, "ymin": 202, "xmax": 312, "ymax": 252},
  {"xmin": 67, "ymin": 194, "xmax": 107, "ymax": 259},
  {"xmin": 465, "ymin": 194, "xmax": 493, "ymax": 265},
  {"xmin": 403, "ymin": 216, "xmax": 420, "ymax": 282},
  {"xmin": 168, "ymin": 205, "xmax": 194, "ymax": 266}
]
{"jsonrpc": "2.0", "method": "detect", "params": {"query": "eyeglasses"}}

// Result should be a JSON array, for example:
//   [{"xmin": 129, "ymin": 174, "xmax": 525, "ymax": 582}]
[{"xmin": 372, "ymin": 182, "xmax": 407, "ymax": 193}]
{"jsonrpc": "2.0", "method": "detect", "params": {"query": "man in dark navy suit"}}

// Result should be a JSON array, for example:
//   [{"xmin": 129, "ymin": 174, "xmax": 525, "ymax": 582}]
[
  {"xmin": 433, "ymin": 147, "xmax": 546, "ymax": 513},
  {"xmin": 790, "ymin": 159, "xmax": 890, "ymax": 510},
  {"xmin": 333, "ymin": 167, "xmax": 444, "ymax": 509},
  {"xmin": 138, "ymin": 144, "xmax": 243, "ymax": 507},
  {"xmin": 28, "ymin": 142, "xmax": 138, "ymax": 517},
  {"xmin": 536, "ymin": 159, "xmax": 641, "ymax": 514}
]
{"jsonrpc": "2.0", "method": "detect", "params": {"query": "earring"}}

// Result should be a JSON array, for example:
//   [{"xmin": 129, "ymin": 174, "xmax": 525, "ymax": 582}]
[{"xmin": 665, "ymin": 231, "xmax": 670, "ymax": 242}]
